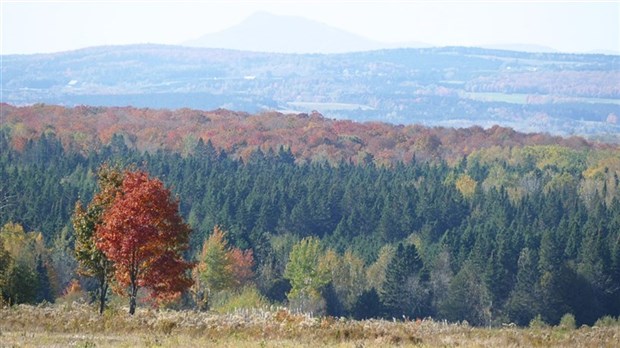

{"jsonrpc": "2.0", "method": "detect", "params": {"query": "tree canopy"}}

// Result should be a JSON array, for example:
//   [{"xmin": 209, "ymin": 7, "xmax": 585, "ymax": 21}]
[{"xmin": 97, "ymin": 170, "xmax": 193, "ymax": 314}]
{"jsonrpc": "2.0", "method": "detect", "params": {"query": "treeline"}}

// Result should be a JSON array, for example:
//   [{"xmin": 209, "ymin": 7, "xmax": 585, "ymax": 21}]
[
  {"xmin": 1, "ymin": 129, "xmax": 619, "ymax": 326},
  {"xmin": 466, "ymin": 71, "xmax": 620, "ymax": 99},
  {"xmin": 2, "ymin": 103, "xmax": 598, "ymax": 166}
]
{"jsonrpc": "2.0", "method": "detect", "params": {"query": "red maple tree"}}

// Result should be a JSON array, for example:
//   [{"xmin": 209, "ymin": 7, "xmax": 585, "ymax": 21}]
[
  {"xmin": 228, "ymin": 247, "xmax": 255, "ymax": 288},
  {"xmin": 97, "ymin": 170, "xmax": 193, "ymax": 314}
]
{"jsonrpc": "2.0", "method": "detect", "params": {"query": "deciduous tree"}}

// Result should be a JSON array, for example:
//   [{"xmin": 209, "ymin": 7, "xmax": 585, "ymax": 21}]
[
  {"xmin": 284, "ymin": 237, "xmax": 330, "ymax": 314},
  {"xmin": 193, "ymin": 226, "xmax": 255, "ymax": 310},
  {"xmin": 0, "ymin": 223, "xmax": 50, "ymax": 305},
  {"xmin": 97, "ymin": 170, "xmax": 193, "ymax": 315},
  {"xmin": 72, "ymin": 164, "xmax": 122, "ymax": 314}
]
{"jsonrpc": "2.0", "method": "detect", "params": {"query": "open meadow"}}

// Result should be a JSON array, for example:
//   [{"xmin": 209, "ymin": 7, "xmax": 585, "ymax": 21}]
[{"xmin": 1, "ymin": 303, "xmax": 619, "ymax": 347}]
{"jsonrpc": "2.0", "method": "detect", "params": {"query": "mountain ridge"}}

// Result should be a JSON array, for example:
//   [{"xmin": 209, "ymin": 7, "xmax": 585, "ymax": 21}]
[{"xmin": 184, "ymin": 11, "xmax": 430, "ymax": 53}]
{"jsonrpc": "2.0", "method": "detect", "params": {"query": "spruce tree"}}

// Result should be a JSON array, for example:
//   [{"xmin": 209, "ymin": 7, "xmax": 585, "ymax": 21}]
[{"xmin": 380, "ymin": 243, "xmax": 422, "ymax": 318}]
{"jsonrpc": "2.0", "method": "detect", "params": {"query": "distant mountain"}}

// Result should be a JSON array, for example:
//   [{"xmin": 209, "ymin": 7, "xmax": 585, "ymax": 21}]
[
  {"xmin": 481, "ymin": 43, "xmax": 559, "ymax": 53},
  {"xmin": 184, "ymin": 12, "xmax": 429, "ymax": 53},
  {"xmin": 2, "ymin": 44, "xmax": 618, "ymax": 138}
]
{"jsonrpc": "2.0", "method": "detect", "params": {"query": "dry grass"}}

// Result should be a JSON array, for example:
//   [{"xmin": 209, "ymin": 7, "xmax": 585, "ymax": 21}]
[{"xmin": 1, "ymin": 303, "xmax": 619, "ymax": 347}]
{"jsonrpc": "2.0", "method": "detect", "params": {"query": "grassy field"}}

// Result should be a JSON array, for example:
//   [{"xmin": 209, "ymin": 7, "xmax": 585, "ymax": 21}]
[
  {"xmin": 1, "ymin": 303, "xmax": 619, "ymax": 347},
  {"xmin": 462, "ymin": 92, "xmax": 620, "ymax": 105}
]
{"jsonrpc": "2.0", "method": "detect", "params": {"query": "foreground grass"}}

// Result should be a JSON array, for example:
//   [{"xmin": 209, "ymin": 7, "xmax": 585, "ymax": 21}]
[{"xmin": 1, "ymin": 303, "xmax": 619, "ymax": 347}]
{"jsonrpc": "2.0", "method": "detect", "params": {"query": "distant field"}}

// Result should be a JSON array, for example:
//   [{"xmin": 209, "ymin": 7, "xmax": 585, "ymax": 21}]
[
  {"xmin": 462, "ymin": 92, "xmax": 530, "ymax": 104},
  {"xmin": 1, "ymin": 304, "xmax": 619, "ymax": 347},
  {"xmin": 462, "ymin": 92, "xmax": 620, "ymax": 105},
  {"xmin": 285, "ymin": 101, "xmax": 376, "ymax": 112}
]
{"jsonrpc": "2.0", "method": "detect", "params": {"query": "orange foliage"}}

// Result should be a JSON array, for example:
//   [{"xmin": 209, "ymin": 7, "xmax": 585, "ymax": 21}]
[
  {"xmin": 228, "ymin": 248, "xmax": 255, "ymax": 288},
  {"xmin": 1, "ymin": 103, "xmax": 606, "ymax": 165},
  {"xmin": 63, "ymin": 279, "xmax": 84, "ymax": 297},
  {"xmin": 97, "ymin": 170, "xmax": 194, "ymax": 310}
]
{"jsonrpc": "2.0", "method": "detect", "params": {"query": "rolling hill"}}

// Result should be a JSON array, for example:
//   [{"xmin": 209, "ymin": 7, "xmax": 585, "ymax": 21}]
[{"xmin": 2, "ymin": 44, "xmax": 619, "ymax": 138}]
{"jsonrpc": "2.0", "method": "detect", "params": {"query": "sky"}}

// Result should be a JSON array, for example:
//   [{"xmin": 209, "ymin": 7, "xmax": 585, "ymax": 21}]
[{"xmin": 1, "ymin": 1, "xmax": 619, "ymax": 55}]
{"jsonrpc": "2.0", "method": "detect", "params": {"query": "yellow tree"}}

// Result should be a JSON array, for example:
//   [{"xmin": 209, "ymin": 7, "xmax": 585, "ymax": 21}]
[{"xmin": 193, "ymin": 226, "xmax": 254, "ymax": 310}]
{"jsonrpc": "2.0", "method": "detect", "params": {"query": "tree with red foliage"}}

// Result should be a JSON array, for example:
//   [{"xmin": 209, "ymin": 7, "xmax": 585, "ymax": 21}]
[
  {"xmin": 97, "ymin": 170, "xmax": 193, "ymax": 315},
  {"xmin": 228, "ymin": 247, "xmax": 255, "ymax": 288}
]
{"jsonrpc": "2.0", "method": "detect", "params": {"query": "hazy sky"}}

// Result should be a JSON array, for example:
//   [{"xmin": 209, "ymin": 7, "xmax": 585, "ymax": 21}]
[{"xmin": 2, "ymin": 1, "xmax": 619, "ymax": 55}]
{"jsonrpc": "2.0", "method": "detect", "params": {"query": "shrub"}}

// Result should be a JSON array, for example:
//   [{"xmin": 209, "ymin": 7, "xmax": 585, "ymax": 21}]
[
  {"xmin": 558, "ymin": 313, "xmax": 576, "ymax": 330},
  {"xmin": 594, "ymin": 315, "xmax": 619, "ymax": 327},
  {"xmin": 212, "ymin": 286, "xmax": 270, "ymax": 313},
  {"xmin": 56, "ymin": 279, "xmax": 88, "ymax": 305},
  {"xmin": 529, "ymin": 314, "xmax": 549, "ymax": 329},
  {"xmin": 288, "ymin": 292, "xmax": 326, "ymax": 317}
]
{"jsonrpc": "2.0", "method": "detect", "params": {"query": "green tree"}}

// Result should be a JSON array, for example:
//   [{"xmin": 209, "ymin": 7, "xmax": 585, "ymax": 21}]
[
  {"xmin": 194, "ymin": 226, "xmax": 233, "ymax": 310},
  {"xmin": 193, "ymin": 226, "xmax": 255, "ymax": 310},
  {"xmin": 72, "ymin": 164, "xmax": 123, "ymax": 314},
  {"xmin": 366, "ymin": 244, "xmax": 395, "ymax": 295},
  {"xmin": 505, "ymin": 247, "xmax": 540, "ymax": 326},
  {"xmin": 0, "ymin": 223, "xmax": 47, "ymax": 305},
  {"xmin": 441, "ymin": 261, "xmax": 492, "ymax": 326},
  {"xmin": 284, "ymin": 237, "xmax": 330, "ymax": 313},
  {"xmin": 380, "ymin": 242, "xmax": 423, "ymax": 318},
  {"xmin": 538, "ymin": 228, "xmax": 570, "ymax": 324},
  {"xmin": 331, "ymin": 250, "xmax": 367, "ymax": 314},
  {"xmin": 0, "ymin": 238, "xmax": 10, "ymax": 301}
]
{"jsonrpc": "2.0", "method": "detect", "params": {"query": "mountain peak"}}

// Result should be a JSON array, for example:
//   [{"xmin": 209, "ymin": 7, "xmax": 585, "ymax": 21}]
[{"xmin": 184, "ymin": 12, "xmax": 386, "ymax": 54}]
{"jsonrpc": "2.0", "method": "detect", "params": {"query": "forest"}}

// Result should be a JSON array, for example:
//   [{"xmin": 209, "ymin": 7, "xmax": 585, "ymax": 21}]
[{"xmin": 1, "ymin": 105, "xmax": 620, "ymax": 328}]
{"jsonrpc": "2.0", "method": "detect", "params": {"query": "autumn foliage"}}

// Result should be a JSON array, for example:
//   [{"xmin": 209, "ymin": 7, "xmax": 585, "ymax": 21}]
[
  {"xmin": 1, "ymin": 103, "xmax": 606, "ymax": 167},
  {"xmin": 192, "ymin": 226, "xmax": 254, "ymax": 309},
  {"xmin": 72, "ymin": 164, "xmax": 122, "ymax": 314},
  {"xmin": 97, "ymin": 170, "xmax": 193, "ymax": 314}
]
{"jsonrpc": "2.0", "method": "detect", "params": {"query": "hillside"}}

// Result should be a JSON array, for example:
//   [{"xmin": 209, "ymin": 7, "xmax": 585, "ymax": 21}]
[
  {"xmin": 0, "ymin": 103, "xmax": 600, "ymax": 165},
  {"xmin": 2, "ymin": 45, "xmax": 618, "ymax": 137},
  {"xmin": 1, "ymin": 103, "xmax": 620, "ymax": 326}
]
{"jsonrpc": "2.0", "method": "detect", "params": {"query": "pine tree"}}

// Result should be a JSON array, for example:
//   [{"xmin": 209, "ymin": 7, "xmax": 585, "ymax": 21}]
[
  {"xmin": 538, "ymin": 228, "xmax": 570, "ymax": 324},
  {"xmin": 34, "ymin": 254, "xmax": 54, "ymax": 303},
  {"xmin": 380, "ymin": 243, "xmax": 423, "ymax": 318},
  {"xmin": 505, "ymin": 247, "xmax": 540, "ymax": 326}
]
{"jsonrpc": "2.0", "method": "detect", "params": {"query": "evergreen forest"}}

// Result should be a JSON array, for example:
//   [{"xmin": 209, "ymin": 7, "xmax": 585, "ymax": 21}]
[{"xmin": 1, "ymin": 109, "xmax": 620, "ymax": 327}]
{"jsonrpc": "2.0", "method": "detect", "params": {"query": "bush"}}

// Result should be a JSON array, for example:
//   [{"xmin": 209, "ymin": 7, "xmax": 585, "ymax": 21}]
[
  {"xmin": 594, "ymin": 315, "xmax": 619, "ymax": 327},
  {"xmin": 56, "ymin": 279, "xmax": 88, "ymax": 306},
  {"xmin": 529, "ymin": 314, "xmax": 549, "ymax": 329},
  {"xmin": 212, "ymin": 286, "xmax": 270, "ymax": 313},
  {"xmin": 288, "ymin": 292, "xmax": 326, "ymax": 317},
  {"xmin": 558, "ymin": 313, "xmax": 576, "ymax": 330}
]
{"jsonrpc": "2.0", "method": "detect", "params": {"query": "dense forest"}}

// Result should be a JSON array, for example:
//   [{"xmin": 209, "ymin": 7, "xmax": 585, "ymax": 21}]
[
  {"xmin": 1, "ymin": 103, "xmax": 601, "ymax": 165},
  {"xmin": 1, "ymin": 105, "xmax": 620, "ymax": 327}
]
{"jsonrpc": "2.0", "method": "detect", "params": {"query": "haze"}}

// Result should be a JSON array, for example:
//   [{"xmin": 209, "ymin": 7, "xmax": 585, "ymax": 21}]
[{"xmin": 1, "ymin": 1, "xmax": 619, "ymax": 55}]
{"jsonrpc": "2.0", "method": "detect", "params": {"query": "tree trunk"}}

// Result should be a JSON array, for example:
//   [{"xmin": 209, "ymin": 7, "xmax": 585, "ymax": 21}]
[
  {"xmin": 129, "ymin": 294, "xmax": 136, "ymax": 315},
  {"xmin": 99, "ymin": 280, "xmax": 108, "ymax": 315},
  {"xmin": 129, "ymin": 278, "xmax": 138, "ymax": 315}
]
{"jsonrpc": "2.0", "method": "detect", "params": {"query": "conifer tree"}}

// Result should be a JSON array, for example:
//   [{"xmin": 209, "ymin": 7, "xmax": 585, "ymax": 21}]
[
  {"xmin": 380, "ymin": 243, "xmax": 423, "ymax": 318},
  {"xmin": 506, "ymin": 247, "xmax": 540, "ymax": 325}
]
